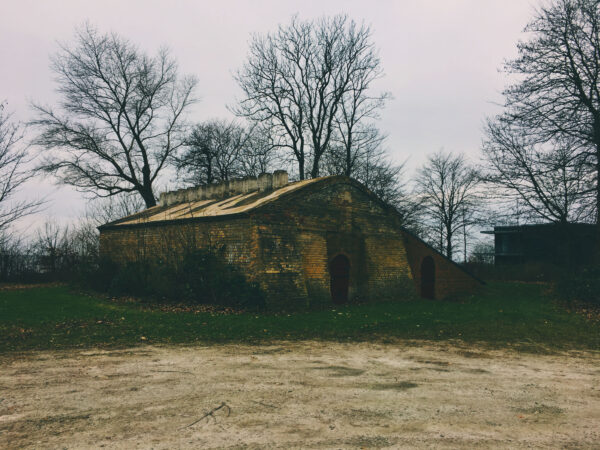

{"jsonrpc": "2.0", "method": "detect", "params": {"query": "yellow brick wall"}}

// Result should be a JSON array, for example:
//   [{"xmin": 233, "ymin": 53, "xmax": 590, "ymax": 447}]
[
  {"xmin": 99, "ymin": 219, "xmax": 259, "ymax": 279},
  {"xmin": 402, "ymin": 231, "xmax": 482, "ymax": 299},
  {"xmin": 252, "ymin": 181, "xmax": 418, "ymax": 302},
  {"xmin": 99, "ymin": 178, "xmax": 481, "ymax": 304}
]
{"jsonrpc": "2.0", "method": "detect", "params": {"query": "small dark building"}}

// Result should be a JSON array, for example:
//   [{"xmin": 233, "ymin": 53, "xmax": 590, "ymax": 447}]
[{"xmin": 482, "ymin": 223, "xmax": 596, "ymax": 266}]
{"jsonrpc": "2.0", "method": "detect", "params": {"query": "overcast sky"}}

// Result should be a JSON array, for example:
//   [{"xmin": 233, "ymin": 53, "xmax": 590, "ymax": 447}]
[{"xmin": 1, "ymin": 0, "xmax": 537, "ymax": 233}]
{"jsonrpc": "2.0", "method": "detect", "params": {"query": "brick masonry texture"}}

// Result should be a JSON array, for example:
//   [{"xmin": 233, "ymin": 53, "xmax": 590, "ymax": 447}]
[{"xmin": 99, "ymin": 177, "xmax": 481, "ymax": 306}]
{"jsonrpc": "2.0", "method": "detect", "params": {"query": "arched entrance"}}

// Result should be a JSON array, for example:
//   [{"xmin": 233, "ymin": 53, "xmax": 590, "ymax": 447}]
[
  {"xmin": 330, "ymin": 254, "xmax": 350, "ymax": 304},
  {"xmin": 421, "ymin": 256, "xmax": 435, "ymax": 299}
]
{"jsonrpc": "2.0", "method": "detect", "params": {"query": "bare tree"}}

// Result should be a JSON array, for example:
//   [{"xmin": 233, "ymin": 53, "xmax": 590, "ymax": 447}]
[
  {"xmin": 0, "ymin": 102, "xmax": 42, "ymax": 233},
  {"xmin": 333, "ymin": 64, "xmax": 389, "ymax": 177},
  {"xmin": 235, "ymin": 14, "xmax": 386, "ymax": 179},
  {"xmin": 31, "ymin": 24, "xmax": 197, "ymax": 208},
  {"xmin": 238, "ymin": 126, "xmax": 277, "ymax": 177},
  {"xmin": 325, "ymin": 124, "xmax": 385, "ymax": 177},
  {"xmin": 0, "ymin": 234, "xmax": 34, "ymax": 281},
  {"xmin": 29, "ymin": 218, "xmax": 103, "ymax": 279},
  {"xmin": 482, "ymin": 119, "xmax": 595, "ymax": 224},
  {"xmin": 468, "ymin": 242, "xmax": 495, "ymax": 265},
  {"xmin": 354, "ymin": 147, "xmax": 402, "ymax": 205},
  {"xmin": 176, "ymin": 119, "xmax": 274, "ymax": 185},
  {"xmin": 360, "ymin": 155, "xmax": 422, "ymax": 232},
  {"xmin": 415, "ymin": 151, "xmax": 480, "ymax": 260},
  {"xmin": 33, "ymin": 220, "xmax": 72, "ymax": 275},
  {"xmin": 496, "ymin": 0, "xmax": 600, "ymax": 243},
  {"xmin": 86, "ymin": 192, "xmax": 145, "ymax": 226},
  {"xmin": 177, "ymin": 120, "xmax": 243, "ymax": 185}
]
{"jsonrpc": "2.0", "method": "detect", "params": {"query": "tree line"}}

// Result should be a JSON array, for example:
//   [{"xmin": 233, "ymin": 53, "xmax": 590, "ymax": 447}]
[{"xmin": 1, "ymin": 0, "xmax": 600, "ymax": 277}]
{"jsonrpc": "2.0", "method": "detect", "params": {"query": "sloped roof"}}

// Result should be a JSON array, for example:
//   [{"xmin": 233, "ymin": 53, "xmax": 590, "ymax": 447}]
[{"xmin": 100, "ymin": 177, "xmax": 327, "ymax": 229}]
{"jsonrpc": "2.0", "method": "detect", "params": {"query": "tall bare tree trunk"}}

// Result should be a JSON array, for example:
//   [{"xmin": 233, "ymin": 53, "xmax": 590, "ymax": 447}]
[{"xmin": 596, "ymin": 147, "xmax": 600, "ymax": 263}]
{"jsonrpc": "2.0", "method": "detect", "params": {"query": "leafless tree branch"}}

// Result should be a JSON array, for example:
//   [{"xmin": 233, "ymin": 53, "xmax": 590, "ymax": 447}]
[
  {"xmin": 415, "ymin": 151, "xmax": 480, "ymax": 260},
  {"xmin": 0, "ymin": 102, "xmax": 43, "ymax": 232},
  {"xmin": 495, "ymin": 0, "xmax": 600, "ymax": 239},
  {"xmin": 234, "ymin": 14, "xmax": 387, "ymax": 180},
  {"xmin": 30, "ymin": 23, "xmax": 197, "ymax": 208}
]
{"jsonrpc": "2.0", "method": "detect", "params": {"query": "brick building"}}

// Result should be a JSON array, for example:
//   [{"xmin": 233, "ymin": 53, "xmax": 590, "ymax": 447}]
[{"xmin": 99, "ymin": 172, "xmax": 481, "ymax": 306}]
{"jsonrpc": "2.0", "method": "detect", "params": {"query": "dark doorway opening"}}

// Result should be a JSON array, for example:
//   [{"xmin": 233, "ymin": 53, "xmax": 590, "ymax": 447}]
[
  {"xmin": 421, "ymin": 256, "xmax": 435, "ymax": 299},
  {"xmin": 330, "ymin": 254, "xmax": 350, "ymax": 304}
]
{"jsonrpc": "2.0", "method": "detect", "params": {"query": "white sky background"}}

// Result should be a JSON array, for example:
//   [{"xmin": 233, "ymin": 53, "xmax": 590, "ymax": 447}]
[{"xmin": 0, "ymin": 0, "xmax": 536, "ymax": 235}]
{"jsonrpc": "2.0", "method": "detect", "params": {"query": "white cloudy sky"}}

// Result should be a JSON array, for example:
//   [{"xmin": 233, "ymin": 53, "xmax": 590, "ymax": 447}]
[{"xmin": 1, "ymin": 0, "xmax": 536, "ymax": 233}]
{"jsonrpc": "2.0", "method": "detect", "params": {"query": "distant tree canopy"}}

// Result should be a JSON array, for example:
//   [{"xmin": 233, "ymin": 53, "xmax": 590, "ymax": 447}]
[
  {"xmin": 31, "ymin": 24, "xmax": 197, "ymax": 208},
  {"xmin": 176, "ymin": 120, "xmax": 274, "ymax": 185},
  {"xmin": 415, "ymin": 151, "xmax": 480, "ymax": 261},
  {"xmin": 234, "ymin": 14, "xmax": 389, "ymax": 181},
  {"xmin": 485, "ymin": 0, "xmax": 600, "ymax": 226}
]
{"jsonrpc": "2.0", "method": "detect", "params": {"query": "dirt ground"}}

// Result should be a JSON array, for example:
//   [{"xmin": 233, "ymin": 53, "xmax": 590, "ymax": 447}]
[{"xmin": 1, "ymin": 341, "xmax": 599, "ymax": 449}]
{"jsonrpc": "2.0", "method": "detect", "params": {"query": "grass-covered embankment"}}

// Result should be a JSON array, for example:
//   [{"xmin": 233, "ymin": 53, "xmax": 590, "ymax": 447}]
[{"xmin": 1, "ymin": 282, "xmax": 598, "ymax": 352}]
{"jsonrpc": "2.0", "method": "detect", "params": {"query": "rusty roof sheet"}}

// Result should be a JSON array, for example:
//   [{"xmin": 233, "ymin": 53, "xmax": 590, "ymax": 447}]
[{"xmin": 110, "ymin": 177, "xmax": 325, "ymax": 226}]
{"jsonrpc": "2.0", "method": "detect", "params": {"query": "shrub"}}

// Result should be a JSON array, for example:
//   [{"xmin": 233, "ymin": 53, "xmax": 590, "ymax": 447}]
[
  {"xmin": 96, "ymin": 249, "xmax": 265, "ymax": 309},
  {"xmin": 463, "ymin": 261, "xmax": 562, "ymax": 282},
  {"xmin": 555, "ymin": 265, "xmax": 600, "ymax": 307},
  {"xmin": 106, "ymin": 261, "xmax": 155, "ymax": 298},
  {"xmin": 176, "ymin": 250, "xmax": 264, "ymax": 307}
]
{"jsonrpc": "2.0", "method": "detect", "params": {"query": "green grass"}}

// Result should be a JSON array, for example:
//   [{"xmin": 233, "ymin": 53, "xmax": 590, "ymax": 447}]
[{"xmin": 0, "ymin": 282, "xmax": 598, "ymax": 353}]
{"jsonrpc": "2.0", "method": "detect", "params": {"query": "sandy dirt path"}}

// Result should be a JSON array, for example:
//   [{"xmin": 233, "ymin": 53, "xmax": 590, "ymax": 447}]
[{"xmin": 1, "ymin": 341, "xmax": 599, "ymax": 449}]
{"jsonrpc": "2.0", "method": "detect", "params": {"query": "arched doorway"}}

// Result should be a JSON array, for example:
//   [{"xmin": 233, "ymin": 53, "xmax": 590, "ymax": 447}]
[
  {"xmin": 330, "ymin": 254, "xmax": 350, "ymax": 304},
  {"xmin": 421, "ymin": 256, "xmax": 435, "ymax": 299}
]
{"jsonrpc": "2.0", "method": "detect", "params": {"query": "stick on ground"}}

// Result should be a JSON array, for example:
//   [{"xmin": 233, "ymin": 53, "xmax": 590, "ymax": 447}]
[{"xmin": 182, "ymin": 402, "xmax": 231, "ymax": 429}]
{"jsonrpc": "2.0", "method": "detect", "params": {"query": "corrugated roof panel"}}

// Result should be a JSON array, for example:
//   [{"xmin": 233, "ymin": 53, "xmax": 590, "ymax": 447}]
[{"xmin": 112, "ymin": 177, "xmax": 324, "ymax": 226}]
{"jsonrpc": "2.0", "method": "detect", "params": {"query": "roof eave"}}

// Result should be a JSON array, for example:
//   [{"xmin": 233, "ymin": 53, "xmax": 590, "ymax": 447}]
[{"xmin": 98, "ymin": 211, "xmax": 251, "ymax": 231}]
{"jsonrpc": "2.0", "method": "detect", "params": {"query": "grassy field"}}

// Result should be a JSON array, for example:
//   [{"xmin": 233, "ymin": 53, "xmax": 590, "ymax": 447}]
[{"xmin": 1, "ymin": 282, "xmax": 598, "ymax": 353}]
